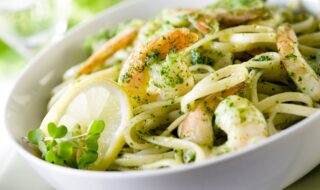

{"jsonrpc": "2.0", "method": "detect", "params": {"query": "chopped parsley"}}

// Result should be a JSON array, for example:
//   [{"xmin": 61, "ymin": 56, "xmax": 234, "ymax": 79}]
[
  {"xmin": 253, "ymin": 55, "xmax": 271, "ymax": 61},
  {"xmin": 183, "ymin": 150, "xmax": 196, "ymax": 163},
  {"xmin": 119, "ymin": 72, "xmax": 132, "ymax": 83},
  {"xmin": 306, "ymin": 54, "xmax": 320, "ymax": 75},
  {"xmin": 84, "ymin": 27, "xmax": 118, "ymax": 54},
  {"xmin": 159, "ymin": 65, "xmax": 184, "ymax": 87},
  {"xmin": 145, "ymin": 50, "xmax": 160, "ymax": 66},
  {"xmin": 285, "ymin": 53, "xmax": 297, "ymax": 61},
  {"xmin": 208, "ymin": 0, "xmax": 265, "ymax": 11},
  {"xmin": 190, "ymin": 49, "xmax": 215, "ymax": 66}
]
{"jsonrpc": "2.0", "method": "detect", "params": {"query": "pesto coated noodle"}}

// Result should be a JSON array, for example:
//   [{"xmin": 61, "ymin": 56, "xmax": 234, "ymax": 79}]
[{"xmin": 25, "ymin": 0, "xmax": 320, "ymax": 171}]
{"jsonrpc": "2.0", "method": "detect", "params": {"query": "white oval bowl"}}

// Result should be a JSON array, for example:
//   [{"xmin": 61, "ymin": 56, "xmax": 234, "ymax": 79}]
[{"xmin": 4, "ymin": 0, "xmax": 320, "ymax": 189}]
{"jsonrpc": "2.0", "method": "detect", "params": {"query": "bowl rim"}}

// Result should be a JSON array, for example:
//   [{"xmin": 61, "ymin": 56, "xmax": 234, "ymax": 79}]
[{"xmin": 4, "ymin": 0, "xmax": 320, "ymax": 179}]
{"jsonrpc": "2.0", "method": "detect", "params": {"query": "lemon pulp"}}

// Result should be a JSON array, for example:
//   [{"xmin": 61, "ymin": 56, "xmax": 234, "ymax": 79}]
[{"xmin": 40, "ymin": 77, "xmax": 132, "ymax": 170}]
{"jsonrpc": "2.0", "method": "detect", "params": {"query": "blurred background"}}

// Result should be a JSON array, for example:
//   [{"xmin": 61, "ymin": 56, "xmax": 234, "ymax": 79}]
[
  {"xmin": 0, "ymin": 0, "xmax": 122, "ymax": 128},
  {"xmin": 0, "ymin": 0, "xmax": 319, "ymax": 189},
  {"xmin": 0, "ymin": 0, "xmax": 121, "ymax": 77}
]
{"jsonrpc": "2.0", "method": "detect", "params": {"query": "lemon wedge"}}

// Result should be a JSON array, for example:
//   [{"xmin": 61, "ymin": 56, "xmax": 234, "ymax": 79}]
[{"xmin": 40, "ymin": 77, "xmax": 132, "ymax": 170}]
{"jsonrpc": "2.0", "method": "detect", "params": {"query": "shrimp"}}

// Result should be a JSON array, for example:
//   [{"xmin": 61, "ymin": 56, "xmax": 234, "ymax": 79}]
[
  {"xmin": 148, "ymin": 53, "xmax": 195, "ymax": 99},
  {"xmin": 214, "ymin": 95, "xmax": 268, "ymax": 151},
  {"xmin": 161, "ymin": 8, "xmax": 198, "ymax": 27},
  {"xmin": 276, "ymin": 25, "xmax": 320, "ymax": 101},
  {"xmin": 137, "ymin": 9, "xmax": 217, "ymax": 46},
  {"xmin": 76, "ymin": 28, "xmax": 139, "ymax": 77},
  {"xmin": 205, "ymin": 0, "xmax": 269, "ymax": 27},
  {"xmin": 118, "ymin": 28, "xmax": 198, "ymax": 107},
  {"xmin": 212, "ymin": 8, "xmax": 269, "ymax": 27},
  {"xmin": 161, "ymin": 8, "xmax": 218, "ymax": 34},
  {"xmin": 178, "ymin": 84, "xmax": 244, "ymax": 146}
]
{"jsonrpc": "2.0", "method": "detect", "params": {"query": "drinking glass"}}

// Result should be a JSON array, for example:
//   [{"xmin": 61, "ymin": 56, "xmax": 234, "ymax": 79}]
[{"xmin": 0, "ymin": 0, "xmax": 70, "ymax": 59}]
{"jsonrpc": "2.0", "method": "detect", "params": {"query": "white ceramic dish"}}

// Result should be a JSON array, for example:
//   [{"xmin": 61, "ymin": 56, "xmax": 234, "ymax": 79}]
[{"xmin": 4, "ymin": 0, "xmax": 320, "ymax": 189}]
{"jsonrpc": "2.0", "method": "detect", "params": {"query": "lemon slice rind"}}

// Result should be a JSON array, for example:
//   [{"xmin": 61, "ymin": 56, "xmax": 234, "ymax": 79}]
[{"xmin": 40, "ymin": 77, "xmax": 132, "ymax": 170}]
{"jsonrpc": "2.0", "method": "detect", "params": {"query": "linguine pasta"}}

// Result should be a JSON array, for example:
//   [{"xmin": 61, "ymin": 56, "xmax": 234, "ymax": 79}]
[{"xmin": 28, "ymin": 0, "xmax": 320, "ymax": 171}]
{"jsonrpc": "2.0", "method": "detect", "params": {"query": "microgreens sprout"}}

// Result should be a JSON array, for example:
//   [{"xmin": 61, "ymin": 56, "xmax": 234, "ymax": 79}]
[{"xmin": 25, "ymin": 120, "xmax": 105, "ymax": 169}]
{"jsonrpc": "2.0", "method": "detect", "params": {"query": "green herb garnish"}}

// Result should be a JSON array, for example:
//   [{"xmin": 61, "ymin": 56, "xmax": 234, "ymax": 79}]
[
  {"xmin": 183, "ymin": 149, "xmax": 196, "ymax": 163},
  {"xmin": 285, "ymin": 53, "xmax": 297, "ymax": 61},
  {"xmin": 26, "ymin": 120, "xmax": 105, "ymax": 169},
  {"xmin": 208, "ymin": 0, "xmax": 266, "ymax": 11},
  {"xmin": 306, "ymin": 54, "xmax": 320, "ymax": 75},
  {"xmin": 145, "ymin": 50, "xmax": 160, "ymax": 66},
  {"xmin": 190, "ymin": 49, "xmax": 215, "ymax": 66},
  {"xmin": 48, "ymin": 122, "xmax": 67, "ymax": 138},
  {"xmin": 78, "ymin": 151, "xmax": 98, "ymax": 169},
  {"xmin": 27, "ymin": 128, "xmax": 43, "ymax": 145},
  {"xmin": 253, "ymin": 55, "xmax": 271, "ymax": 61},
  {"xmin": 84, "ymin": 28, "xmax": 118, "ymax": 54}
]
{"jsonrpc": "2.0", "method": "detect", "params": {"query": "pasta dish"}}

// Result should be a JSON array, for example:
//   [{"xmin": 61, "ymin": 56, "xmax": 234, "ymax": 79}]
[{"xmin": 25, "ymin": 0, "xmax": 320, "ymax": 171}]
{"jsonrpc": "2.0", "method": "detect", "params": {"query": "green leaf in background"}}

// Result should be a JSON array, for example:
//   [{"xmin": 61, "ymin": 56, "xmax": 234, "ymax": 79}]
[
  {"xmin": 0, "ymin": 0, "xmax": 122, "ymax": 74},
  {"xmin": 0, "ymin": 40, "xmax": 24, "ymax": 75},
  {"xmin": 75, "ymin": 0, "xmax": 122, "ymax": 13},
  {"xmin": 69, "ymin": 0, "xmax": 122, "ymax": 28}
]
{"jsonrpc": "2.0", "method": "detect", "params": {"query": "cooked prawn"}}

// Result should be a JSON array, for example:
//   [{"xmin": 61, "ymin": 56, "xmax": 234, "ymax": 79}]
[
  {"xmin": 188, "ymin": 11, "xmax": 218, "ymax": 34},
  {"xmin": 276, "ymin": 24, "xmax": 320, "ymax": 101},
  {"xmin": 76, "ymin": 28, "xmax": 139, "ymax": 77},
  {"xmin": 118, "ymin": 28, "xmax": 199, "ymax": 107},
  {"xmin": 212, "ymin": 8, "xmax": 269, "ymax": 27},
  {"xmin": 178, "ymin": 84, "xmax": 244, "ymax": 146},
  {"xmin": 214, "ymin": 95, "xmax": 268, "ymax": 152},
  {"xmin": 161, "ymin": 8, "xmax": 218, "ymax": 34},
  {"xmin": 163, "ymin": 7, "xmax": 264, "ymax": 33},
  {"xmin": 202, "ymin": 0, "xmax": 269, "ymax": 27},
  {"xmin": 161, "ymin": 8, "xmax": 198, "ymax": 27}
]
